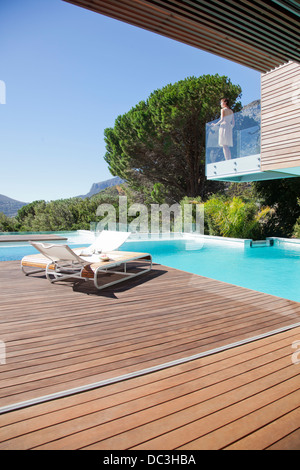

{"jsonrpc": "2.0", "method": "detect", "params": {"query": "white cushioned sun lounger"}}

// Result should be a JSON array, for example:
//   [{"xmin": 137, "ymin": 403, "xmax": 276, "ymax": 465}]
[
  {"xmin": 21, "ymin": 242, "xmax": 152, "ymax": 290},
  {"xmin": 77, "ymin": 230, "xmax": 131, "ymax": 255}
]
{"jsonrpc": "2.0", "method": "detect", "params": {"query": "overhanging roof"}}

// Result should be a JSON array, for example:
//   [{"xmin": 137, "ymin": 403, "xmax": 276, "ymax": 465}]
[{"xmin": 64, "ymin": 0, "xmax": 300, "ymax": 72}]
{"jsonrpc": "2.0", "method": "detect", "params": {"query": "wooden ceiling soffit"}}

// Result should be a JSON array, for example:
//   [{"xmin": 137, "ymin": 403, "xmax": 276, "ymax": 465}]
[{"xmin": 64, "ymin": 0, "xmax": 300, "ymax": 72}]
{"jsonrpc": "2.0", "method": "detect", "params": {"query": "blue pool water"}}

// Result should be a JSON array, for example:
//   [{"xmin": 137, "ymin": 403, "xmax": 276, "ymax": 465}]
[
  {"xmin": 121, "ymin": 238, "xmax": 300, "ymax": 303},
  {"xmin": 1, "ymin": 233, "xmax": 300, "ymax": 303},
  {"xmin": 0, "ymin": 231, "xmax": 90, "ymax": 261}
]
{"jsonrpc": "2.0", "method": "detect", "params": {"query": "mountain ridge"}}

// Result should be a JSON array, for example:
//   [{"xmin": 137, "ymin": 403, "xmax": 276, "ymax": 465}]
[
  {"xmin": 0, "ymin": 194, "xmax": 28, "ymax": 218},
  {"xmin": 0, "ymin": 176, "xmax": 124, "ymax": 217},
  {"xmin": 77, "ymin": 176, "xmax": 124, "ymax": 198}
]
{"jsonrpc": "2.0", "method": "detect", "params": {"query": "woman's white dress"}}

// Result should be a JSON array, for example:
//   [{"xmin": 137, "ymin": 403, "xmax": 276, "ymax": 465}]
[{"xmin": 219, "ymin": 112, "xmax": 233, "ymax": 147}]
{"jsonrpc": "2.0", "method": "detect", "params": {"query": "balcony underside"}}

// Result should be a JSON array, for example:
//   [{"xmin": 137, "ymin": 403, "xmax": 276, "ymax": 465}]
[
  {"xmin": 206, "ymin": 155, "xmax": 300, "ymax": 182},
  {"xmin": 64, "ymin": 0, "xmax": 300, "ymax": 73},
  {"xmin": 207, "ymin": 171, "xmax": 299, "ymax": 183}
]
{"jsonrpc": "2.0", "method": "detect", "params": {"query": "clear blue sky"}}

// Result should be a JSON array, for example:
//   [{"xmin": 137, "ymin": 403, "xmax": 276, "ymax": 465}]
[{"xmin": 0, "ymin": 0, "xmax": 261, "ymax": 203}]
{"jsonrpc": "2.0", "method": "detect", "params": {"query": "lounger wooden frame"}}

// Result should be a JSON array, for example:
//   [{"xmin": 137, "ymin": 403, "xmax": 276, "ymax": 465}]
[{"xmin": 21, "ymin": 251, "xmax": 152, "ymax": 290}]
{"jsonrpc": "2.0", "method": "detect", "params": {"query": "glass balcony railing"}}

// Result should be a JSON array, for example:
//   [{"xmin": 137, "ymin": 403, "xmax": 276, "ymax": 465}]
[{"xmin": 206, "ymin": 102, "xmax": 261, "ymax": 180}]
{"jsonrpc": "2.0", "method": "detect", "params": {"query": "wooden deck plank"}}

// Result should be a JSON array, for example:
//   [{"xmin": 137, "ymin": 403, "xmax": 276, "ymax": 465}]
[
  {"xmin": 0, "ymin": 327, "xmax": 299, "ymax": 450},
  {"xmin": 82, "ymin": 369, "xmax": 299, "ymax": 451},
  {"xmin": 0, "ymin": 327, "xmax": 296, "ymax": 427},
  {"xmin": 267, "ymin": 427, "xmax": 300, "ymax": 450},
  {"xmin": 1, "ymin": 295, "xmax": 295, "ymax": 366},
  {"xmin": 178, "ymin": 386, "xmax": 300, "ymax": 450},
  {"xmin": 1, "ymin": 260, "xmax": 300, "ymax": 449},
  {"xmin": 224, "ymin": 407, "xmax": 300, "ymax": 450},
  {"xmin": 0, "ymin": 260, "xmax": 300, "ymax": 411}
]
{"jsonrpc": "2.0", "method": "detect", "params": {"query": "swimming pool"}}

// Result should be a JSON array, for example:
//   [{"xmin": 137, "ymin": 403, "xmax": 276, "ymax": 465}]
[
  {"xmin": 0, "ymin": 231, "xmax": 93, "ymax": 261},
  {"xmin": 1, "ymin": 232, "xmax": 300, "ymax": 303},
  {"xmin": 123, "ymin": 237, "xmax": 300, "ymax": 303}
]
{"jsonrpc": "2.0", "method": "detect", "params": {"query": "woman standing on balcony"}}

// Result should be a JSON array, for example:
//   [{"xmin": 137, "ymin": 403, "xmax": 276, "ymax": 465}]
[{"xmin": 213, "ymin": 98, "xmax": 235, "ymax": 160}]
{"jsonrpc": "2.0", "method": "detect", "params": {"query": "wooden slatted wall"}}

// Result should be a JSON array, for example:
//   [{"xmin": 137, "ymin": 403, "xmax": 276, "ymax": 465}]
[{"xmin": 261, "ymin": 61, "xmax": 300, "ymax": 172}]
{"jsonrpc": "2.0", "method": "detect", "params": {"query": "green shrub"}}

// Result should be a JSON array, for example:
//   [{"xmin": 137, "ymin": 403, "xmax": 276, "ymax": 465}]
[
  {"xmin": 292, "ymin": 201, "xmax": 300, "ymax": 238},
  {"xmin": 0, "ymin": 212, "xmax": 17, "ymax": 232},
  {"xmin": 204, "ymin": 196, "xmax": 272, "ymax": 239}
]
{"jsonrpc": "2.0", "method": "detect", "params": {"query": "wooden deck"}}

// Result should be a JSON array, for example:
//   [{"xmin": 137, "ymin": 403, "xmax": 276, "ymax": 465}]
[{"xmin": 0, "ymin": 260, "xmax": 300, "ymax": 450}]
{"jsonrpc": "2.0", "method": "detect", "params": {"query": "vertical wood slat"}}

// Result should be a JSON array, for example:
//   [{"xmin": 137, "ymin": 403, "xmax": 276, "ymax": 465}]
[{"xmin": 261, "ymin": 61, "xmax": 300, "ymax": 172}]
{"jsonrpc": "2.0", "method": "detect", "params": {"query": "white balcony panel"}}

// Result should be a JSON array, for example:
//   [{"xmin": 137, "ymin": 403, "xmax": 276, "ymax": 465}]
[{"xmin": 206, "ymin": 154, "xmax": 261, "ymax": 178}]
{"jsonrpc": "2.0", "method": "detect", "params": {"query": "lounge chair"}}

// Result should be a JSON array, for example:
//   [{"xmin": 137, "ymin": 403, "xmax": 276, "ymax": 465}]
[
  {"xmin": 76, "ymin": 230, "xmax": 131, "ymax": 255},
  {"xmin": 21, "ymin": 240, "xmax": 152, "ymax": 290},
  {"xmin": 22, "ymin": 242, "xmax": 94, "ymax": 283},
  {"xmin": 21, "ymin": 230, "xmax": 131, "ymax": 277}
]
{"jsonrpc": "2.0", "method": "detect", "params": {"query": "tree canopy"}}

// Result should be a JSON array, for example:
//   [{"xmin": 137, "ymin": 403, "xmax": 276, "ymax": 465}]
[
  {"xmin": 6, "ymin": 74, "xmax": 300, "ymax": 240},
  {"xmin": 104, "ymin": 74, "xmax": 242, "ymax": 202},
  {"xmin": 253, "ymin": 178, "xmax": 300, "ymax": 237}
]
